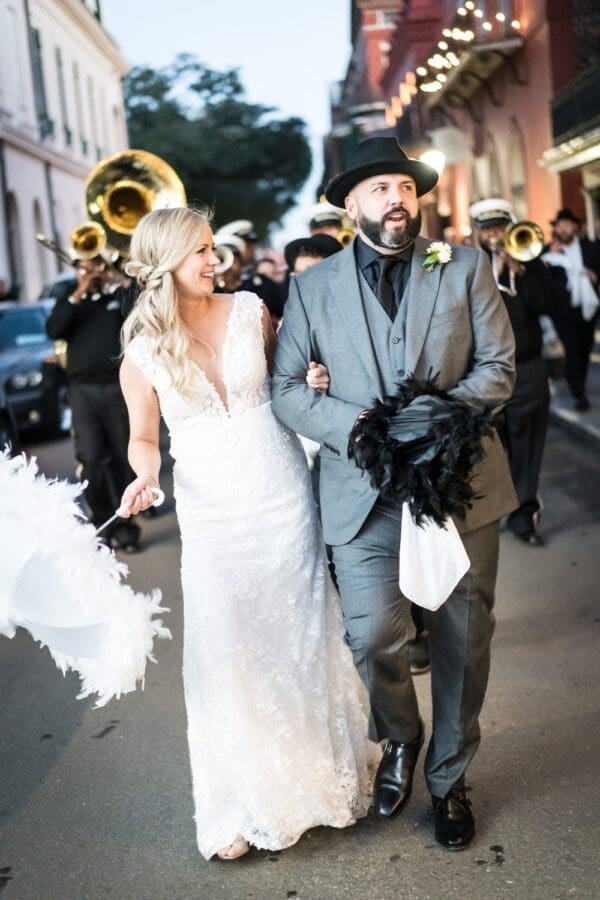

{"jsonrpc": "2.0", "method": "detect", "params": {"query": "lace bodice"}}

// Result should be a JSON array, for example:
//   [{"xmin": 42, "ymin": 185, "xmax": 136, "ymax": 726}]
[{"xmin": 125, "ymin": 291, "xmax": 269, "ymax": 432}]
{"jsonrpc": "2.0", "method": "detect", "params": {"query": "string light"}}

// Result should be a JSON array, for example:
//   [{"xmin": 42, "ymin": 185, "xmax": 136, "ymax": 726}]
[
  {"xmin": 442, "ymin": 28, "xmax": 452, "ymax": 37},
  {"xmin": 496, "ymin": 12, "xmax": 506, "ymax": 22},
  {"xmin": 385, "ymin": 107, "xmax": 397, "ymax": 127},
  {"xmin": 416, "ymin": 66, "xmax": 428, "ymax": 76},
  {"xmin": 511, "ymin": 19, "xmax": 521, "ymax": 29},
  {"xmin": 436, "ymin": 73, "xmax": 448, "ymax": 82},
  {"xmin": 482, "ymin": 21, "xmax": 492, "ymax": 31},
  {"xmin": 457, "ymin": 7, "xmax": 467, "ymax": 15},
  {"xmin": 465, "ymin": 0, "xmax": 475, "ymax": 9},
  {"xmin": 438, "ymin": 40, "xmax": 449, "ymax": 50},
  {"xmin": 420, "ymin": 81, "xmax": 443, "ymax": 93},
  {"xmin": 474, "ymin": 9, "xmax": 484, "ymax": 18}
]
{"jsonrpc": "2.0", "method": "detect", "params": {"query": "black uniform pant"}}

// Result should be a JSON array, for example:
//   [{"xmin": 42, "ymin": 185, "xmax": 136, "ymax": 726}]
[
  {"xmin": 499, "ymin": 356, "xmax": 549, "ymax": 536},
  {"xmin": 68, "ymin": 381, "xmax": 135, "ymax": 528},
  {"xmin": 552, "ymin": 309, "xmax": 597, "ymax": 401}
]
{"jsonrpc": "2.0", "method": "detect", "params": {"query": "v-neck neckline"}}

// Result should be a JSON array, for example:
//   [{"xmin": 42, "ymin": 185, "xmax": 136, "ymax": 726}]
[{"xmin": 187, "ymin": 294, "xmax": 238, "ymax": 415}]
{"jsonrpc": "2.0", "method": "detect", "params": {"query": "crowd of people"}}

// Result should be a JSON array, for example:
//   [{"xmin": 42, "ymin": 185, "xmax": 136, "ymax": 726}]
[{"xmin": 19, "ymin": 137, "xmax": 598, "ymax": 862}]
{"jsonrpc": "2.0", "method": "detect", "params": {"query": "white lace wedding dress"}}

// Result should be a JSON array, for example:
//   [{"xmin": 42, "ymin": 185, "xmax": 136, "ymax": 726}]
[{"xmin": 126, "ymin": 291, "xmax": 376, "ymax": 859}]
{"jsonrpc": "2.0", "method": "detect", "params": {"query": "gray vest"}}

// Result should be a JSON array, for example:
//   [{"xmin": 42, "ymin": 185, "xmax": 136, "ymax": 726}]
[{"xmin": 357, "ymin": 266, "xmax": 410, "ymax": 397}]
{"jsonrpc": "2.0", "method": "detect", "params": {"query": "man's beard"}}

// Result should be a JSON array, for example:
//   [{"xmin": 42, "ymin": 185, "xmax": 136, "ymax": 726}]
[{"xmin": 357, "ymin": 206, "xmax": 421, "ymax": 251}]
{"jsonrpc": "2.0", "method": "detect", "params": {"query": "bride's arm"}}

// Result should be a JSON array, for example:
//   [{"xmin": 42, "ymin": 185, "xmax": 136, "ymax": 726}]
[
  {"xmin": 118, "ymin": 355, "xmax": 161, "ymax": 516},
  {"xmin": 261, "ymin": 302, "xmax": 328, "ymax": 391}
]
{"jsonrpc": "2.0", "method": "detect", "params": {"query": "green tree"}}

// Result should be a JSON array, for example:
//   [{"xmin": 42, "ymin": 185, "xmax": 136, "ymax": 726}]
[{"xmin": 123, "ymin": 54, "xmax": 312, "ymax": 239}]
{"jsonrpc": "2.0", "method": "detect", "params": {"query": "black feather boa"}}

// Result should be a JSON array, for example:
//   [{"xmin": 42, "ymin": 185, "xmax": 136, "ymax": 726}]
[{"xmin": 348, "ymin": 375, "xmax": 494, "ymax": 527}]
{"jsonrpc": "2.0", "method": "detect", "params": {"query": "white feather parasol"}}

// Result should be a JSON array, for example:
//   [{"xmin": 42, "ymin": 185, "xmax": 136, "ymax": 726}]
[{"xmin": 0, "ymin": 450, "xmax": 171, "ymax": 707}]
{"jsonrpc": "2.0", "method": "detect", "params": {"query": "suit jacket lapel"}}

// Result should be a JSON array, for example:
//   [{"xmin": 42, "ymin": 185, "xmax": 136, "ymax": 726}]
[
  {"xmin": 404, "ymin": 235, "xmax": 443, "ymax": 374},
  {"xmin": 329, "ymin": 244, "xmax": 384, "ymax": 395}
]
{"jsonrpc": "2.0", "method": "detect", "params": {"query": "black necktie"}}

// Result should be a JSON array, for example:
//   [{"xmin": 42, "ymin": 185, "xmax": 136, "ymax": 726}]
[{"xmin": 373, "ymin": 257, "xmax": 397, "ymax": 320}]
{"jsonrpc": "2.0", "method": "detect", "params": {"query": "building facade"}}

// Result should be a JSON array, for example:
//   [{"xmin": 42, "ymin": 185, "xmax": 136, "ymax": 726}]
[
  {"xmin": 325, "ymin": 1, "xmax": 599, "ymax": 242},
  {"xmin": 0, "ymin": 0, "xmax": 129, "ymax": 299}
]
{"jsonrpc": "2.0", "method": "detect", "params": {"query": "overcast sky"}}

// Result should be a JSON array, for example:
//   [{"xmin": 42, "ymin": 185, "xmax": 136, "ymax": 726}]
[{"xmin": 100, "ymin": 0, "xmax": 351, "ymax": 247}]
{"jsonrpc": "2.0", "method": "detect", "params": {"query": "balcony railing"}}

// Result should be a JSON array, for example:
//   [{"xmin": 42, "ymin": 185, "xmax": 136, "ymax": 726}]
[{"xmin": 551, "ymin": 68, "xmax": 600, "ymax": 145}]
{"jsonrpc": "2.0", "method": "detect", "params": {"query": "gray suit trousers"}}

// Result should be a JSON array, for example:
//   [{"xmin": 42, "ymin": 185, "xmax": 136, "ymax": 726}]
[{"xmin": 331, "ymin": 499, "xmax": 498, "ymax": 797}]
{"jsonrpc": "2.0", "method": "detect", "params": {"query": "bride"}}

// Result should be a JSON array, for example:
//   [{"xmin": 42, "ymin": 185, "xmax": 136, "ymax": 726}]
[{"xmin": 119, "ymin": 207, "xmax": 377, "ymax": 861}]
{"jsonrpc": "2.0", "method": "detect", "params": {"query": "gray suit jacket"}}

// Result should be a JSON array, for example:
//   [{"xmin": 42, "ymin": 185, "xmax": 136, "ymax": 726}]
[{"xmin": 272, "ymin": 235, "xmax": 517, "ymax": 545}]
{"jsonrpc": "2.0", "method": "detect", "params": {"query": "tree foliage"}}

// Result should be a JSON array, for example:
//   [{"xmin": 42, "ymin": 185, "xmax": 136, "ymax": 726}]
[{"xmin": 123, "ymin": 55, "xmax": 312, "ymax": 238}]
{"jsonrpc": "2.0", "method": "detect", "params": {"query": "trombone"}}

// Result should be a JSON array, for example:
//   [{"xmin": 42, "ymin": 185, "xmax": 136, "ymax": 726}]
[
  {"xmin": 504, "ymin": 220, "xmax": 544, "ymax": 262},
  {"xmin": 488, "ymin": 220, "xmax": 544, "ymax": 297}
]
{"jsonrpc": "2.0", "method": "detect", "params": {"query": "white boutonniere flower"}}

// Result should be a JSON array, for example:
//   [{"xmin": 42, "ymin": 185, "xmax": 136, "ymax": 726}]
[{"xmin": 422, "ymin": 241, "xmax": 453, "ymax": 273}]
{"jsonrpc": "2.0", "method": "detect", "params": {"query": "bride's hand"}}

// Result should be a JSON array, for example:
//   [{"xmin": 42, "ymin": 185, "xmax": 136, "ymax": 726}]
[
  {"xmin": 119, "ymin": 473, "xmax": 160, "ymax": 518},
  {"xmin": 306, "ymin": 361, "xmax": 329, "ymax": 393}
]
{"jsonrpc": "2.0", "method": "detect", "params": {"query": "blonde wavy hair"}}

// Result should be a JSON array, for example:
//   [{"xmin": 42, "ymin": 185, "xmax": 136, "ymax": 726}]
[{"xmin": 122, "ymin": 206, "xmax": 212, "ymax": 398}]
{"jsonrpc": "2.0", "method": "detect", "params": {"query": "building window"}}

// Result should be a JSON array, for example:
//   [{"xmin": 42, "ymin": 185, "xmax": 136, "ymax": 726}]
[
  {"xmin": 73, "ymin": 61, "xmax": 88, "ymax": 156},
  {"xmin": 6, "ymin": 7, "xmax": 26, "ymax": 110},
  {"xmin": 508, "ymin": 124, "xmax": 527, "ymax": 219},
  {"xmin": 6, "ymin": 193, "xmax": 24, "ymax": 296},
  {"xmin": 33, "ymin": 200, "xmax": 50, "ymax": 282},
  {"xmin": 487, "ymin": 134, "xmax": 503, "ymax": 197},
  {"xmin": 30, "ymin": 28, "xmax": 54, "ymax": 138},
  {"xmin": 55, "ymin": 47, "xmax": 72, "ymax": 146},
  {"xmin": 87, "ymin": 75, "xmax": 101, "ymax": 159},
  {"xmin": 380, "ymin": 10, "xmax": 398, "ymax": 27}
]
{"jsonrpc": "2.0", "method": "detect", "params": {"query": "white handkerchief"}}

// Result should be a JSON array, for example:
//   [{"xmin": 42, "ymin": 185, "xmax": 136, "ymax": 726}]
[{"xmin": 399, "ymin": 502, "xmax": 470, "ymax": 611}]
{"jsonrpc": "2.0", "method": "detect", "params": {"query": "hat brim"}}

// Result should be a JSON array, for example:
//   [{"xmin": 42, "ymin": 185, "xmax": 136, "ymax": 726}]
[
  {"xmin": 475, "ymin": 215, "xmax": 512, "ymax": 228},
  {"xmin": 325, "ymin": 159, "xmax": 439, "ymax": 207}
]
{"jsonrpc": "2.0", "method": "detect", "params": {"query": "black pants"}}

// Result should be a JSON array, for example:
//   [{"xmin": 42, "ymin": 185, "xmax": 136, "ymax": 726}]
[
  {"xmin": 500, "ymin": 356, "xmax": 549, "ymax": 536},
  {"xmin": 68, "ymin": 381, "xmax": 135, "ymax": 528},
  {"xmin": 552, "ymin": 309, "xmax": 597, "ymax": 401}
]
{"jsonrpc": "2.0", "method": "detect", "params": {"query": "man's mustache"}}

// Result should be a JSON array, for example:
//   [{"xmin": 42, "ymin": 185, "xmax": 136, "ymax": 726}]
[{"xmin": 383, "ymin": 207, "xmax": 409, "ymax": 223}]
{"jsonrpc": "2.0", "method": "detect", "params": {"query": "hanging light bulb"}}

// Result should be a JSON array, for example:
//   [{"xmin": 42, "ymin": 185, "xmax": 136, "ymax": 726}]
[
  {"xmin": 511, "ymin": 19, "xmax": 521, "ymax": 29},
  {"xmin": 457, "ymin": 7, "xmax": 467, "ymax": 15},
  {"xmin": 465, "ymin": 0, "xmax": 475, "ymax": 9},
  {"xmin": 482, "ymin": 21, "xmax": 492, "ymax": 31},
  {"xmin": 474, "ymin": 9, "xmax": 484, "ymax": 18},
  {"xmin": 496, "ymin": 12, "xmax": 506, "ymax": 21}
]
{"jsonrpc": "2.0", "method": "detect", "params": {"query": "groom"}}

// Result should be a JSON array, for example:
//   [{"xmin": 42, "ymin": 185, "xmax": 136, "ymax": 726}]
[{"xmin": 272, "ymin": 137, "xmax": 517, "ymax": 850}]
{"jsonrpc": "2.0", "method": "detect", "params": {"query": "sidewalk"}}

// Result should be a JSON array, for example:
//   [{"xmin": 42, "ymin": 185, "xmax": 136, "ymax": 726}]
[{"xmin": 548, "ymin": 355, "xmax": 600, "ymax": 448}]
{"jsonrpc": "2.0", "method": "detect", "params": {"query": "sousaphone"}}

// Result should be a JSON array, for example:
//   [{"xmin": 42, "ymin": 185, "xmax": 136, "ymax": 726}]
[{"xmin": 85, "ymin": 150, "xmax": 187, "ymax": 255}]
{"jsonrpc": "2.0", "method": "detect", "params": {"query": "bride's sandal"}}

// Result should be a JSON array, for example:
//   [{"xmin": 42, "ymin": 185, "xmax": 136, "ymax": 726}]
[{"xmin": 217, "ymin": 837, "xmax": 250, "ymax": 860}]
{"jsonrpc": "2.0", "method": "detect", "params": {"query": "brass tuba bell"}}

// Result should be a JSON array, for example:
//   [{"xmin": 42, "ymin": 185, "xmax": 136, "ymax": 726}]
[
  {"xmin": 504, "ymin": 220, "xmax": 544, "ymax": 262},
  {"xmin": 336, "ymin": 227, "xmax": 356, "ymax": 248},
  {"xmin": 85, "ymin": 150, "xmax": 187, "ymax": 255},
  {"xmin": 69, "ymin": 221, "xmax": 107, "ymax": 260}
]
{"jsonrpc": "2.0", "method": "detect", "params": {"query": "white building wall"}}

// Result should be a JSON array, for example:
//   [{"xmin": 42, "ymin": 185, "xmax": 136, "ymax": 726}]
[{"xmin": 0, "ymin": 0, "xmax": 129, "ymax": 300}]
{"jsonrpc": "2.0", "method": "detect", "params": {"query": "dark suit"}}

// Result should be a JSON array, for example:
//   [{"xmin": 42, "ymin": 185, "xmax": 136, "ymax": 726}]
[
  {"xmin": 272, "ymin": 236, "xmax": 516, "ymax": 797},
  {"xmin": 547, "ymin": 237, "xmax": 600, "ymax": 402}
]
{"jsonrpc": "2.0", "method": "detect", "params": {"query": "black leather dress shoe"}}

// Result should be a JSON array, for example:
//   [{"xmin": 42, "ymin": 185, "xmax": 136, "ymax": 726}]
[
  {"xmin": 374, "ymin": 725, "xmax": 424, "ymax": 819},
  {"xmin": 432, "ymin": 786, "xmax": 475, "ymax": 850},
  {"xmin": 518, "ymin": 528, "xmax": 544, "ymax": 546}
]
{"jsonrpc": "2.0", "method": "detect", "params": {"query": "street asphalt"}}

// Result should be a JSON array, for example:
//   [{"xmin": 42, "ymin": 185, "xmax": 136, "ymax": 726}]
[{"xmin": 1, "ymin": 424, "xmax": 598, "ymax": 900}]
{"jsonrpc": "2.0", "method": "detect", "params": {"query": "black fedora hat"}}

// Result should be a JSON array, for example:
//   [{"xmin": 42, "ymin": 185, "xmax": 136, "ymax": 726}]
[
  {"xmin": 550, "ymin": 208, "xmax": 582, "ymax": 225},
  {"xmin": 284, "ymin": 234, "xmax": 342, "ymax": 270},
  {"xmin": 325, "ymin": 137, "xmax": 439, "ymax": 208}
]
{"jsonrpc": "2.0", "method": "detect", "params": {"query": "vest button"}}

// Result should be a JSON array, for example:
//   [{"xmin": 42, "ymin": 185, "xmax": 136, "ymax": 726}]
[
  {"xmin": 392, "ymin": 336, "xmax": 400, "ymax": 344},
  {"xmin": 398, "ymin": 369, "xmax": 405, "ymax": 376}
]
